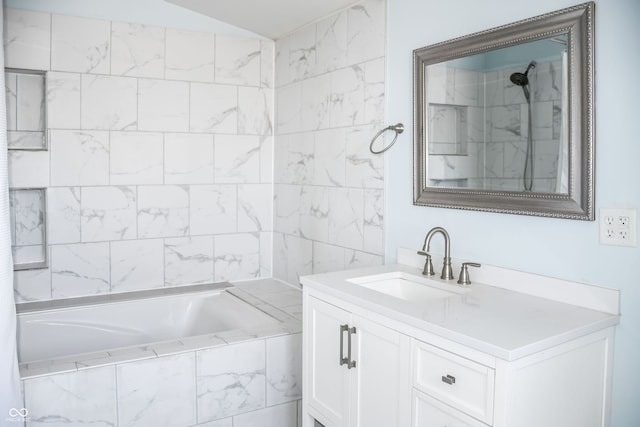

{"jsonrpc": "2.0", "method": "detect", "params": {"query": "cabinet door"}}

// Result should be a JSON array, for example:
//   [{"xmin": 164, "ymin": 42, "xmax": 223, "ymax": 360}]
[
  {"xmin": 307, "ymin": 296, "xmax": 352, "ymax": 427},
  {"xmin": 351, "ymin": 315, "xmax": 411, "ymax": 427}
]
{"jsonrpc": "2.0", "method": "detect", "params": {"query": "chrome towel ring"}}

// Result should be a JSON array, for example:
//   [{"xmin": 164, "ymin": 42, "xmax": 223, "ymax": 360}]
[{"xmin": 369, "ymin": 123, "xmax": 404, "ymax": 154}]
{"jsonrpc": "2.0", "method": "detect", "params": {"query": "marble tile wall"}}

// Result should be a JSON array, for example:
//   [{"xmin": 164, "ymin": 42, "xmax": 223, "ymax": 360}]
[
  {"xmin": 22, "ymin": 333, "xmax": 302, "ymax": 427},
  {"xmin": 426, "ymin": 60, "xmax": 564, "ymax": 192},
  {"xmin": 4, "ymin": 8, "xmax": 275, "ymax": 301},
  {"xmin": 273, "ymin": 0, "xmax": 386, "ymax": 285}
]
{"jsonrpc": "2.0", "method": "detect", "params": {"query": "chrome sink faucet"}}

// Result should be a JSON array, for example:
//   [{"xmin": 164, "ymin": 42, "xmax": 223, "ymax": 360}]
[{"xmin": 418, "ymin": 227, "xmax": 454, "ymax": 280}]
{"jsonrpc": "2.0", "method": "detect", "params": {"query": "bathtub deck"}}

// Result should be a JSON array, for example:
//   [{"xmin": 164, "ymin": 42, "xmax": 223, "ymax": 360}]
[{"xmin": 18, "ymin": 278, "xmax": 302, "ymax": 379}]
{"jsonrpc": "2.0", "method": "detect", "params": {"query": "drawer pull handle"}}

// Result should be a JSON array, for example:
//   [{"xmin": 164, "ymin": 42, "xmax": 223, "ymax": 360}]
[
  {"xmin": 441, "ymin": 374, "xmax": 456, "ymax": 385},
  {"xmin": 339, "ymin": 324, "xmax": 349, "ymax": 366}
]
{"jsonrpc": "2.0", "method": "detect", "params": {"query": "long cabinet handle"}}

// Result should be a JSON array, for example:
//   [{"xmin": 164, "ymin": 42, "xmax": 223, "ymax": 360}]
[
  {"xmin": 347, "ymin": 326, "xmax": 357, "ymax": 369},
  {"xmin": 339, "ymin": 324, "xmax": 349, "ymax": 366}
]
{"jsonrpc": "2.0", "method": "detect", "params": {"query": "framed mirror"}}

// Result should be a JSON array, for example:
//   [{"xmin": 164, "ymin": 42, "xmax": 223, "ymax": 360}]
[{"xmin": 413, "ymin": 2, "xmax": 594, "ymax": 220}]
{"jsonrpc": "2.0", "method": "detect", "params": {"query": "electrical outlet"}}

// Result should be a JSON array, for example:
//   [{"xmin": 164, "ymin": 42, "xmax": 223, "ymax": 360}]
[{"xmin": 600, "ymin": 208, "xmax": 637, "ymax": 247}]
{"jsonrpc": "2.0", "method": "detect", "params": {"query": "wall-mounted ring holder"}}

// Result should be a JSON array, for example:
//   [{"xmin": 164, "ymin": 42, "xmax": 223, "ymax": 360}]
[{"xmin": 369, "ymin": 123, "xmax": 404, "ymax": 154}]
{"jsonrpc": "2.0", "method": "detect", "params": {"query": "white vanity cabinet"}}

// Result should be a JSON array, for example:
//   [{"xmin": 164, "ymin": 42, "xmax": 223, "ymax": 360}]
[
  {"xmin": 302, "ymin": 261, "xmax": 618, "ymax": 427},
  {"xmin": 304, "ymin": 294, "xmax": 411, "ymax": 427}
]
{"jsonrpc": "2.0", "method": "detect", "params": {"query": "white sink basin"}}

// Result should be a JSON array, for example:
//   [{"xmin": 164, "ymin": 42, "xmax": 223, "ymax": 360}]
[{"xmin": 347, "ymin": 271, "xmax": 466, "ymax": 302}]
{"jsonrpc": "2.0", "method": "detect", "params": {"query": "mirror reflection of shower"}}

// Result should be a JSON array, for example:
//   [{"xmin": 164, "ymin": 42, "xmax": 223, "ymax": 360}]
[{"xmin": 510, "ymin": 61, "xmax": 536, "ymax": 191}]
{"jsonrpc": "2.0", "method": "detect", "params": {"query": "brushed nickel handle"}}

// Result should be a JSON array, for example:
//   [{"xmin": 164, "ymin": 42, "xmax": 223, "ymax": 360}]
[
  {"xmin": 347, "ymin": 326, "xmax": 357, "ymax": 369},
  {"xmin": 339, "ymin": 324, "xmax": 349, "ymax": 366},
  {"xmin": 441, "ymin": 374, "xmax": 456, "ymax": 385}
]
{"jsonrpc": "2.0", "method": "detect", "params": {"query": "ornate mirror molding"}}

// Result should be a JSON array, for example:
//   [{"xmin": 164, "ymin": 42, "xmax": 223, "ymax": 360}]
[{"xmin": 413, "ymin": 2, "xmax": 594, "ymax": 220}]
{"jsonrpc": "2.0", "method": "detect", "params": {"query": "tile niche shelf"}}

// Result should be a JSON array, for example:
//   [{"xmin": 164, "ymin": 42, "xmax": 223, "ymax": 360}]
[
  {"xmin": 4, "ymin": 68, "xmax": 48, "ymax": 151},
  {"xmin": 9, "ymin": 188, "xmax": 48, "ymax": 270}
]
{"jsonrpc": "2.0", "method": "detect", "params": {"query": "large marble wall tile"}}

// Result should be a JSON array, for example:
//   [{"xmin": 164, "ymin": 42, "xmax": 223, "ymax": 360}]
[
  {"xmin": 276, "ymin": 82, "xmax": 302, "ymax": 134},
  {"xmin": 110, "ymin": 131, "xmax": 163, "ymax": 185},
  {"xmin": 137, "ymin": 185, "xmax": 189, "ymax": 238},
  {"xmin": 347, "ymin": 0, "xmax": 385, "ymax": 65},
  {"xmin": 117, "ymin": 353, "xmax": 196, "ymax": 427},
  {"xmin": 260, "ymin": 231, "xmax": 273, "ymax": 278},
  {"xmin": 47, "ymin": 72, "xmax": 81, "ymax": 129},
  {"xmin": 214, "ymin": 233, "xmax": 260, "ymax": 281},
  {"xmin": 7, "ymin": 150, "xmax": 49, "ymax": 188},
  {"xmin": 13, "ymin": 267, "xmax": 51, "ymax": 302},
  {"xmin": 24, "ymin": 366, "xmax": 116, "ymax": 426},
  {"xmin": 302, "ymin": 75, "xmax": 331, "ymax": 131},
  {"xmin": 189, "ymin": 185, "xmax": 237, "ymax": 235},
  {"xmin": 5, "ymin": 72, "xmax": 17, "ymax": 131},
  {"xmin": 260, "ymin": 135, "xmax": 274, "ymax": 184},
  {"xmin": 81, "ymin": 74, "xmax": 137, "ymax": 130},
  {"xmin": 238, "ymin": 87, "xmax": 273, "ymax": 135},
  {"xmin": 51, "ymin": 14, "xmax": 110, "ymax": 74},
  {"xmin": 273, "ymin": 233, "xmax": 312, "ymax": 286},
  {"xmin": 261, "ymin": 40, "xmax": 275, "ymax": 89},
  {"xmin": 274, "ymin": 184, "xmax": 302, "ymax": 236},
  {"xmin": 488, "ymin": 105, "xmax": 521, "ymax": 142},
  {"xmin": 138, "ymin": 79, "xmax": 189, "ymax": 132},
  {"xmin": 316, "ymin": 12, "xmax": 348, "ymax": 74},
  {"xmin": 345, "ymin": 249, "xmax": 383, "ymax": 269},
  {"xmin": 164, "ymin": 133, "xmax": 214, "ymax": 184},
  {"xmin": 196, "ymin": 340, "xmax": 266, "ymax": 422},
  {"xmin": 299, "ymin": 186, "xmax": 329, "ymax": 243},
  {"xmin": 111, "ymin": 22, "xmax": 165, "ymax": 78},
  {"xmin": 453, "ymin": 68, "xmax": 480, "ymax": 106},
  {"xmin": 165, "ymin": 28, "xmax": 215, "ymax": 82},
  {"xmin": 3, "ymin": 8, "xmax": 51, "ymax": 70},
  {"xmin": 80, "ymin": 186, "xmax": 137, "ymax": 242},
  {"xmin": 533, "ymin": 139, "xmax": 561, "ymax": 180},
  {"xmin": 190, "ymin": 83, "xmax": 237, "ymax": 134},
  {"xmin": 165, "ymin": 236, "xmax": 214, "ymax": 286},
  {"xmin": 346, "ymin": 125, "xmax": 383, "ymax": 188},
  {"xmin": 364, "ymin": 58, "xmax": 385, "ymax": 123},
  {"xmin": 330, "ymin": 65, "xmax": 365, "ymax": 127},
  {"xmin": 328, "ymin": 188, "xmax": 364, "ymax": 250},
  {"xmin": 111, "ymin": 239, "xmax": 164, "ymax": 292},
  {"xmin": 214, "ymin": 135, "xmax": 260, "ymax": 183},
  {"xmin": 531, "ymin": 101, "xmax": 554, "ymax": 141},
  {"xmin": 215, "ymin": 35, "xmax": 261, "ymax": 86},
  {"xmin": 47, "ymin": 187, "xmax": 81, "ymax": 244},
  {"xmin": 289, "ymin": 25, "xmax": 316, "ymax": 82},
  {"xmin": 51, "ymin": 242, "xmax": 110, "ymax": 298},
  {"xmin": 312, "ymin": 241, "xmax": 345, "ymax": 274},
  {"xmin": 274, "ymin": 36, "xmax": 291, "ymax": 88},
  {"xmin": 233, "ymin": 401, "xmax": 298, "ymax": 427},
  {"xmin": 363, "ymin": 188, "xmax": 384, "ymax": 255},
  {"xmin": 314, "ymin": 128, "xmax": 345, "ymax": 186},
  {"xmin": 238, "ymin": 184, "xmax": 273, "ymax": 232},
  {"xmin": 275, "ymin": 133, "xmax": 314, "ymax": 185},
  {"xmin": 50, "ymin": 129, "xmax": 109, "ymax": 186}
]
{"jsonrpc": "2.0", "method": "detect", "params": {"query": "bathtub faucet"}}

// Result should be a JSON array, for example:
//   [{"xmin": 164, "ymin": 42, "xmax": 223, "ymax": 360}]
[{"xmin": 418, "ymin": 227, "xmax": 454, "ymax": 280}]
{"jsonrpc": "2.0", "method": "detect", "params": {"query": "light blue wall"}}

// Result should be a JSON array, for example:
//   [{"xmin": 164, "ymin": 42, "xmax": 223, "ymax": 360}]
[
  {"xmin": 4, "ymin": 0, "xmax": 262, "ymax": 38},
  {"xmin": 386, "ymin": 0, "xmax": 640, "ymax": 425}
]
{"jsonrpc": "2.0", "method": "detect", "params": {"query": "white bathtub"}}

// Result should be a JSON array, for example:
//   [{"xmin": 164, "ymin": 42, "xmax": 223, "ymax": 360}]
[{"xmin": 17, "ymin": 283, "xmax": 280, "ymax": 363}]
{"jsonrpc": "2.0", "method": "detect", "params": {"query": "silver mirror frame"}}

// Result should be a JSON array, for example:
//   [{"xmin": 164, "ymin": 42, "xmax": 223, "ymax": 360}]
[{"xmin": 413, "ymin": 2, "xmax": 595, "ymax": 220}]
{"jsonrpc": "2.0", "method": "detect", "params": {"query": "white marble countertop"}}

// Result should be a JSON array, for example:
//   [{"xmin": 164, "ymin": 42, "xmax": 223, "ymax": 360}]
[{"xmin": 300, "ymin": 263, "xmax": 619, "ymax": 361}]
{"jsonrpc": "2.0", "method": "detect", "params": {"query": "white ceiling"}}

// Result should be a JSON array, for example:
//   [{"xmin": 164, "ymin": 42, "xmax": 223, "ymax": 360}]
[{"xmin": 165, "ymin": 0, "xmax": 360, "ymax": 40}]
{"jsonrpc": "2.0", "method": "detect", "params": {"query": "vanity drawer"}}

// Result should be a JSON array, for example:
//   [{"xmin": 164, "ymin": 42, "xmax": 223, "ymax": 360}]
[
  {"xmin": 413, "ymin": 390, "xmax": 489, "ymax": 427},
  {"xmin": 413, "ymin": 341, "xmax": 494, "ymax": 424}
]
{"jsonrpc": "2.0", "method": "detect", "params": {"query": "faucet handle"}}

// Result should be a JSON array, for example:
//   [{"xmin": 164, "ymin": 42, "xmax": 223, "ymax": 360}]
[
  {"xmin": 457, "ymin": 262, "xmax": 481, "ymax": 286},
  {"xmin": 417, "ymin": 250, "xmax": 435, "ymax": 276}
]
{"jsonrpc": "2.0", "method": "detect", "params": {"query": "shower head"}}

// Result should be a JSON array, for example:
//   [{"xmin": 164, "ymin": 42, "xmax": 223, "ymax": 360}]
[{"xmin": 510, "ymin": 61, "xmax": 537, "ymax": 87}]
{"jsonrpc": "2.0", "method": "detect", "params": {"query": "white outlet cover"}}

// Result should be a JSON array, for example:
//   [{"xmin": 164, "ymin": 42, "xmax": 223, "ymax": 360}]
[{"xmin": 599, "ymin": 208, "xmax": 637, "ymax": 247}]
